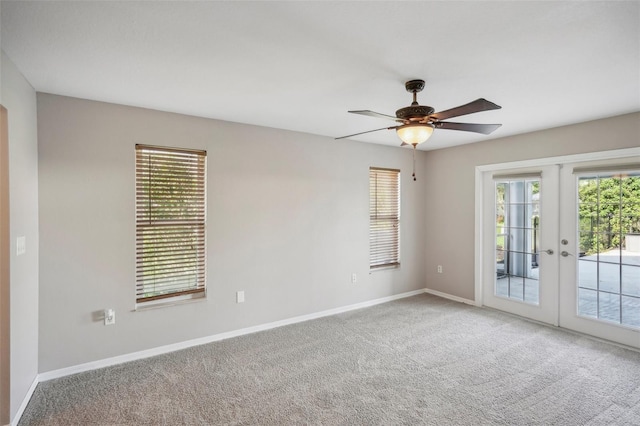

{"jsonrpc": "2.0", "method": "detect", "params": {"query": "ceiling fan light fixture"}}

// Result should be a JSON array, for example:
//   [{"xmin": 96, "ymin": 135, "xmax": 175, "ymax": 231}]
[{"xmin": 396, "ymin": 123, "xmax": 434, "ymax": 145}]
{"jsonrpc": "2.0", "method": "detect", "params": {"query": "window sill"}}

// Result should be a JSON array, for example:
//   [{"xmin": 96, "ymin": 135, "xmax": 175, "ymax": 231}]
[
  {"xmin": 135, "ymin": 292, "xmax": 207, "ymax": 311},
  {"xmin": 370, "ymin": 264, "xmax": 400, "ymax": 273}
]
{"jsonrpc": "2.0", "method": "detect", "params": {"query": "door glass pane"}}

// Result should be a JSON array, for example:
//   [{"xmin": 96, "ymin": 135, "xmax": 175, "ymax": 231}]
[
  {"xmin": 578, "ymin": 259, "xmax": 597, "ymax": 289},
  {"xmin": 577, "ymin": 173, "xmax": 640, "ymax": 328},
  {"xmin": 578, "ymin": 288, "xmax": 598, "ymax": 318},
  {"xmin": 622, "ymin": 264, "xmax": 640, "ymax": 297},
  {"xmin": 621, "ymin": 296, "xmax": 640, "ymax": 327},
  {"xmin": 495, "ymin": 178, "xmax": 540, "ymax": 305},
  {"xmin": 509, "ymin": 276, "xmax": 524, "ymax": 301},
  {"xmin": 598, "ymin": 292, "xmax": 621, "ymax": 323},
  {"xmin": 598, "ymin": 262, "xmax": 620, "ymax": 293}
]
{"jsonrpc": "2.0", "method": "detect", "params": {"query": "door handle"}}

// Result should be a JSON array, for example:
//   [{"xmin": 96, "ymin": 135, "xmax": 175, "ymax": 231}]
[
  {"xmin": 561, "ymin": 251, "xmax": 573, "ymax": 257},
  {"xmin": 542, "ymin": 249, "xmax": 554, "ymax": 255}
]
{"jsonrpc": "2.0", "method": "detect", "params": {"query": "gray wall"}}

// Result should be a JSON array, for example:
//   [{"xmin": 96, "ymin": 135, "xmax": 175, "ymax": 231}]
[
  {"xmin": 424, "ymin": 112, "xmax": 640, "ymax": 301},
  {"xmin": 32, "ymin": 91, "xmax": 640, "ymax": 376},
  {"xmin": 1, "ymin": 51, "xmax": 40, "ymax": 422},
  {"xmin": 36, "ymin": 93, "xmax": 428, "ymax": 373}
]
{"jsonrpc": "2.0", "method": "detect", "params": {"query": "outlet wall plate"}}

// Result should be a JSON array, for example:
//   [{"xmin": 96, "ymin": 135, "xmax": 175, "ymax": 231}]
[{"xmin": 104, "ymin": 309, "xmax": 115, "ymax": 325}]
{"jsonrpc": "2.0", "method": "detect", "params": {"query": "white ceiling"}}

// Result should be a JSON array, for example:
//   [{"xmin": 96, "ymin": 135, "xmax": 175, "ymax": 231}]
[{"xmin": 2, "ymin": 1, "xmax": 639, "ymax": 150}]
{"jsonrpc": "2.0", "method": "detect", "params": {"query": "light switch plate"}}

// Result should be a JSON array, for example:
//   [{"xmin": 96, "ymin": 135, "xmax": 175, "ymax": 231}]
[
  {"xmin": 236, "ymin": 291, "xmax": 245, "ymax": 303},
  {"xmin": 16, "ymin": 236, "xmax": 26, "ymax": 256}
]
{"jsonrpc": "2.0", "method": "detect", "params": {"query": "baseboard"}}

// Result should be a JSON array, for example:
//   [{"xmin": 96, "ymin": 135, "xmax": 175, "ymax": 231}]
[
  {"xmin": 424, "ymin": 288, "xmax": 476, "ymax": 306},
  {"xmin": 10, "ymin": 375, "xmax": 38, "ymax": 426},
  {"xmin": 38, "ymin": 288, "xmax": 427, "ymax": 383}
]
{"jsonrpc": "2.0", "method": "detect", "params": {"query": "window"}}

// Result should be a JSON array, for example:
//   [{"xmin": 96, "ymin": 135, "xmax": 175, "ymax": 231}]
[
  {"xmin": 369, "ymin": 167, "xmax": 400, "ymax": 269},
  {"xmin": 135, "ymin": 145, "xmax": 206, "ymax": 304}
]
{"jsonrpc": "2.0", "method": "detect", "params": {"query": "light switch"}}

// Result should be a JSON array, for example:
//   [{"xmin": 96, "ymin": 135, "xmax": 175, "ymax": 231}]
[
  {"xmin": 16, "ymin": 236, "xmax": 26, "ymax": 256},
  {"xmin": 236, "ymin": 291, "xmax": 245, "ymax": 303}
]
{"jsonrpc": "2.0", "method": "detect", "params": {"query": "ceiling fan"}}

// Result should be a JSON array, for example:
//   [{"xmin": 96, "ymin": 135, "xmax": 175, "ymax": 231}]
[{"xmin": 336, "ymin": 79, "xmax": 502, "ymax": 148}]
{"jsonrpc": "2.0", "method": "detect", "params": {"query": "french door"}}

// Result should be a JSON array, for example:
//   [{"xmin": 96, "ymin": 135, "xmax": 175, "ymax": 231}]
[
  {"xmin": 558, "ymin": 160, "xmax": 640, "ymax": 348},
  {"xmin": 481, "ymin": 165, "xmax": 559, "ymax": 325},
  {"xmin": 479, "ymin": 151, "xmax": 640, "ymax": 349}
]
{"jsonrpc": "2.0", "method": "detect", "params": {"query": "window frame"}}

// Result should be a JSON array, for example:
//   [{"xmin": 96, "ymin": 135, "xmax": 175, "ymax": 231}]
[
  {"xmin": 369, "ymin": 167, "xmax": 401, "ymax": 270},
  {"xmin": 135, "ymin": 144, "xmax": 207, "ymax": 306}
]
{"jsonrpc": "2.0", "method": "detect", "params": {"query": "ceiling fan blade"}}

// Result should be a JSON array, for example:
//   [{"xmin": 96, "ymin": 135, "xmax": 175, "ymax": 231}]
[
  {"xmin": 348, "ymin": 110, "xmax": 402, "ymax": 122},
  {"xmin": 435, "ymin": 122, "xmax": 502, "ymax": 135},
  {"xmin": 335, "ymin": 126, "xmax": 397, "ymax": 140},
  {"xmin": 431, "ymin": 98, "xmax": 501, "ymax": 121}
]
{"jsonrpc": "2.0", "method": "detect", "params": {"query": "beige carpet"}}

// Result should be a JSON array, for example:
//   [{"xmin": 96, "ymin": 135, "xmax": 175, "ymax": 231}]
[{"xmin": 19, "ymin": 294, "xmax": 640, "ymax": 425}]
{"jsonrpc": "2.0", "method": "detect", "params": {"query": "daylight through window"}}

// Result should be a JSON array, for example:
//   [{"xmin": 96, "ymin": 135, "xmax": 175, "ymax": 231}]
[
  {"xmin": 135, "ymin": 145, "xmax": 206, "ymax": 304},
  {"xmin": 370, "ymin": 167, "xmax": 400, "ymax": 269}
]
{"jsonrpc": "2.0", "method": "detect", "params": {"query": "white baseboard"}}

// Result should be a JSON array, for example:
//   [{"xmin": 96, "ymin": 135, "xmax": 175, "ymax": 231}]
[
  {"xmin": 10, "ymin": 375, "xmax": 38, "ymax": 426},
  {"xmin": 38, "ymin": 288, "xmax": 427, "ymax": 383},
  {"xmin": 424, "ymin": 288, "xmax": 476, "ymax": 306}
]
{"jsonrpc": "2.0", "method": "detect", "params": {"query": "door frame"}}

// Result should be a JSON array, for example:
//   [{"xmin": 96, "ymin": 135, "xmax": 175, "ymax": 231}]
[
  {"xmin": 474, "ymin": 147, "xmax": 640, "ymax": 311},
  {"xmin": 1, "ymin": 105, "xmax": 9, "ymax": 426}
]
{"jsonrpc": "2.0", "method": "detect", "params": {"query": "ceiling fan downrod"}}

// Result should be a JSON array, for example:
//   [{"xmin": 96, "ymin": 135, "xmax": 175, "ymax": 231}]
[
  {"xmin": 396, "ymin": 80, "xmax": 434, "ymax": 121},
  {"xmin": 405, "ymin": 79, "xmax": 425, "ymax": 106}
]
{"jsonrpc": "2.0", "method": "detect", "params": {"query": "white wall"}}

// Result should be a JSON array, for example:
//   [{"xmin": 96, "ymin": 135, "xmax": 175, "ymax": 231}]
[
  {"xmin": 36, "ymin": 93, "xmax": 427, "ymax": 372},
  {"xmin": 1, "ymin": 51, "xmax": 39, "ymax": 423},
  {"xmin": 424, "ymin": 112, "xmax": 640, "ymax": 301}
]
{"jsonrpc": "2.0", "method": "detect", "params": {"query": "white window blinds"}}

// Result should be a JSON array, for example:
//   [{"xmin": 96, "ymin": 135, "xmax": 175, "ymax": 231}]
[
  {"xmin": 135, "ymin": 145, "xmax": 206, "ymax": 303},
  {"xmin": 370, "ymin": 167, "xmax": 400, "ymax": 269}
]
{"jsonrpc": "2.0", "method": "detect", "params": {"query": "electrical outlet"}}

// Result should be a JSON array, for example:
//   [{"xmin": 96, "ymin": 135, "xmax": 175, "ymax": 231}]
[
  {"xmin": 437, "ymin": 265, "xmax": 443, "ymax": 274},
  {"xmin": 104, "ymin": 309, "xmax": 115, "ymax": 325},
  {"xmin": 351, "ymin": 273, "xmax": 357, "ymax": 284},
  {"xmin": 237, "ymin": 291, "xmax": 245, "ymax": 303}
]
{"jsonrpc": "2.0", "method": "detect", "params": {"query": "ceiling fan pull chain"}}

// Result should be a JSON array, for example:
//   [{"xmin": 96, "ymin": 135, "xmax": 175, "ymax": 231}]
[{"xmin": 412, "ymin": 145, "xmax": 417, "ymax": 181}]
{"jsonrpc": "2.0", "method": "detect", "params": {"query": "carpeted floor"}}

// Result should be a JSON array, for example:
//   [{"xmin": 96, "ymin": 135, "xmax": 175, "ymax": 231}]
[{"xmin": 19, "ymin": 294, "xmax": 640, "ymax": 425}]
